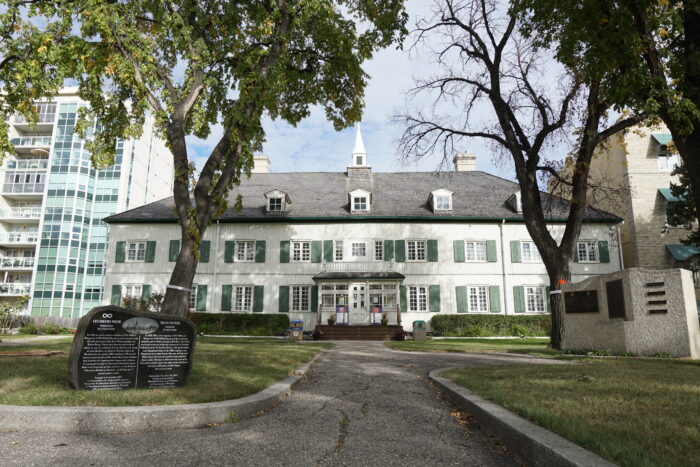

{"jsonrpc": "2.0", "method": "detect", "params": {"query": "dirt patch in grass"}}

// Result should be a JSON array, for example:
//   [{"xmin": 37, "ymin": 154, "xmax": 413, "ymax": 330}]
[
  {"xmin": 444, "ymin": 359, "xmax": 700, "ymax": 467},
  {"xmin": 0, "ymin": 337, "xmax": 329, "ymax": 406},
  {"xmin": 386, "ymin": 338, "xmax": 558, "ymax": 357}
]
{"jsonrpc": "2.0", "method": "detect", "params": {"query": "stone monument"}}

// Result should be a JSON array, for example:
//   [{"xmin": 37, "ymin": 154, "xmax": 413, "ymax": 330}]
[{"xmin": 68, "ymin": 305, "xmax": 196, "ymax": 390}]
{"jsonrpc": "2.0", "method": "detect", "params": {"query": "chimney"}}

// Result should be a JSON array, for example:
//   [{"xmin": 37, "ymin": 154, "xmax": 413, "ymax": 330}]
[
  {"xmin": 252, "ymin": 155, "xmax": 271, "ymax": 174},
  {"xmin": 453, "ymin": 153, "xmax": 477, "ymax": 172}
]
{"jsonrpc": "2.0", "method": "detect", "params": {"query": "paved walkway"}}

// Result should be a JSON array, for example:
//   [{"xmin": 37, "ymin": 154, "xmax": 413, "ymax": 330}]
[{"xmin": 0, "ymin": 342, "xmax": 563, "ymax": 466}]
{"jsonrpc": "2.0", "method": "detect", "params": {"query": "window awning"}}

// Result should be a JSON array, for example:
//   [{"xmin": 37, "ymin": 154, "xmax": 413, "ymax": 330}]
[
  {"xmin": 666, "ymin": 244, "xmax": 700, "ymax": 261},
  {"xmin": 652, "ymin": 133, "xmax": 673, "ymax": 145},
  {"xmin": 312, "ymin": 271, "xmax": 405, "ymax": 281},
  {"xmin": 658, "ymin": 188, "xmax": 682, "ymax": 202}
]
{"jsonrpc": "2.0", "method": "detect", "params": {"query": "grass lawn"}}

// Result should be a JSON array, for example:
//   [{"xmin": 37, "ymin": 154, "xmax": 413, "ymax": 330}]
[
  {"xmin": 386, "ymin": 338, "xmax": 558, "ymax": 357},
  {"xmin": 0, "ymin": 337, "xmax": 328, "ymax": 406},
  {"xmin": 444, "ymin": 359, "xmax": 700, "ymax": 467}
]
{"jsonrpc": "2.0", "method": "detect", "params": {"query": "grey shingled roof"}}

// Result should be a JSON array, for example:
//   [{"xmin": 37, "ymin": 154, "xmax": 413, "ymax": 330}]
[{"xmin": 104, "ymin": 171, "xmax": 621, "ymax": 223}]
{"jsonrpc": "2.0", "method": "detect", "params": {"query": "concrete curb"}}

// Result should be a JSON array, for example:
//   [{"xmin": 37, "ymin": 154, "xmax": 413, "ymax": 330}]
[
  {"xmin": 429, "ymin": 368, "xmax": 616, "ymax": 467},
  {"xmin": 0, "ymin": 347, "xmax": 329, "ymax": 435}
]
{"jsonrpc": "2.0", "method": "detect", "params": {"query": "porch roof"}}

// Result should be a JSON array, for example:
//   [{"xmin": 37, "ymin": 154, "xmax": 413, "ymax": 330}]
[{"xmin": 312, "ymin": 271, "xmax": 405, "ymax": 281}]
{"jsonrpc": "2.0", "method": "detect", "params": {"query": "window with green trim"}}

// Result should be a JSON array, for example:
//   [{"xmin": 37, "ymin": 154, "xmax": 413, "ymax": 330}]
[
  {"xmin": 525, "ymin": 286, "xmax": 546, "ymax": 312},
  {"xmin": 292, "ymin": 241, "xmax": 311, "ymax": 262},
  {"xmin": 408, "ymin": 286, "xmax": 428, "ymax": 311},
  {"xmin": 126, "ymin": 241, "xmax": 146, "ymax": 262},
  {"xmin": 291, "ymin": 285, "xmax": 311, "ymax": 311},
  {"xmin": 465, "ymin": 241, "xmax": 486, "ymax": 262},
  {"xmin": 407, "ymin": 240, "xmax": 426, "ymax": 262},
  {"xmin": 234, "ymin": 285, "xmax": 253, "ymax": 312},
  {"xmin": 467, "ymin": 286, "xmax": 489, "ymax": 312}
]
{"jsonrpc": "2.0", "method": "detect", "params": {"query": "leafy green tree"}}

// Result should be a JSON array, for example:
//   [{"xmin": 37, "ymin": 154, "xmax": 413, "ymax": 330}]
[
  {"xmin": 44, "ymin": 0, "xmax": 407, "ymax": 317},
  {"xmin": 516, "ymin": 0, "xmax": 700, "ymax": 237},
  {"xmin": 666, "ymin": 162, "xmax": 697, "ymax": 240}
]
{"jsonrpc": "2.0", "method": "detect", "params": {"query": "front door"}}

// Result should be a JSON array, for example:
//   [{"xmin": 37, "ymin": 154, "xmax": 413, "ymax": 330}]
[{"xmin": 349, "ymin": 282, "xmax": 369, "ymax": 324}]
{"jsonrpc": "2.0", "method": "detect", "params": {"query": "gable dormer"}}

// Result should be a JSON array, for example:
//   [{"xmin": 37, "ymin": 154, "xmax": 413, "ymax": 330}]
[
  {"xmin": 428, "ymin": 189, "xmax": 453, "ymax": 212},
  {"xmin": 349, "ymin": 188, "xmax": 371, "ymax": 213},
  {"xmin": 264, "ymin": 189, "xmax": 291, "ymax": 213},
  {"xmin": 506, "ymin": 191, "xmax": 523, "ymax": 214}
]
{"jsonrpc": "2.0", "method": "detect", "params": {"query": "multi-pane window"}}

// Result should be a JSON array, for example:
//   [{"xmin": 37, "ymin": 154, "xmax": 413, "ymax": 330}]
[
  {"xmin": 236, "ymin": 241, "xmax": 255, "ymax": 261},
  {"xmin": 408, "ymin": 286, "xmax": 428, "ymax": 312},
  {"xmin": 435, "ymin": 195, "xmax": 452, "ymax": 210},
  {"xmin": 407, "ymin": 240, "xmax": 427, "ymax": 261},
  {"xmin": 268, "ymin": 197, "xmax": 283, "ymax": 212},
  {"xmin": 188, "ymin": 285, "xmax": 197, "ymax": 310},
  {"xmin": 334, "ymin": 241, "xmax": 344, "ymax": 261},
  {"xmin": 234, "ymin": 286, "xmax": 253, "ymax": 311},
  {"xmin": 576, "ymin": 241, "xmax": 598, "ymax": 263},
  {"xmin": 292, "ymin": 241, "xmax": 311, "ymax": 262},
  {"xmin": 525, "ymin": 286, "xmax": 546, "ymax": 313},
  {"xmin": 468, "ymin": 286, "xmax": 489, "ymax": 312},
  {"xmin": 123, "ymin": 284, "xmax": 142, "ymax": 299},
  {"xmin": 658, "ymin": 147, "xmax": 679, "ymax": 171},
  {"xmin": 351, "ymin": 242, "xmax": 367, "ymax": 259},
  {"xmin": 465, "ymin": 241, "xmax": 487, "ymax": 262},
  {"xmin": 374, "ymin": 241, "xmax": 384, "ymax": 261},
  {"xmin": 292, "ymin": 286, "xmax": 311, "ymax": 311},
  {"xmin": 126, "ymin": 241, "xmax": 146, "ymax": 262},
  {"xmin": 521, "ymin": 241, "xmax": 542, "ymax": 262},
  {"xmin": 353, "ymin": 196, "xmax": 368, "ymax": 211}
]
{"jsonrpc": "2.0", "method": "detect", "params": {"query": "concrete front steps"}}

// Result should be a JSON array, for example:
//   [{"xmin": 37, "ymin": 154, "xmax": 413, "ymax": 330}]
[{"xmin": 315, "ymin": 325, "xmax": 404, "ymax": 341}]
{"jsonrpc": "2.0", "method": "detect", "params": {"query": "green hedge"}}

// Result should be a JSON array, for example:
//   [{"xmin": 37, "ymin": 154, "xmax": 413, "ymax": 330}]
[
  {"xmin": 188, "ymin": 313, "xmax": 290, "ymax": 336},
  {"xmin": 430, "ymin": 314, "xmax": 551, "ymax": 337}
]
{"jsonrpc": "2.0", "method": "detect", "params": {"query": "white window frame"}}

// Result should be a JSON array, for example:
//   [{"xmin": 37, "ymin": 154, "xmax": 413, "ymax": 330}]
[
  {"xmin": 408, "ymin": 285, "xmax": 428, "ymax": 312},
  {"xmin": 126, "ymin": 241, "xmax": 146, "ymax": 262},
  {"xmin": 467, "ymin": 285, "xmax": 490, "ymax": 312},
  {"xmin": 465, "ymin": 241, "xmax": 487, "ymax": 262},
  {"xmin": 123, "ymin": 284, "xmax": 142, "ymax": 299},
  {"xmin": 268, "ymin": 197, "xmax": 283, "ymax": 212},
  {"xmin": 576, "ymin": 241, "xmax": 598, "ymax": 263},
  {"xmin": 350, "ymin": 241, "xmax": 367, "ymax": 260},
  {"xmin": 374, "ymin": 240, "xmax": 384, "ymax": 261},
  {"xmin": 434, "ymin": 195, "xmax": 452, "ymax": 211},
  {"xmin": 334, "ymin": 240, "xmax": 344, "ymax": 261},
  {"xmin": 292, "ymin": 241, "xmax": 311, "ymax": 262},
  {"xmin": 407, "ymin": 240, "xmax": 427, "ymax": 262},
  {"xmin": 291, "ymin": 285, "xmax": 311, "ymax": 312},
  {"xmin": 525, "ymin": 286, "xmax": 547, "ymax": 313},
  {"xmin": 657, "ymin": 148, "xmax": 679, "ymax": 172},
  {"xmin": 352, "ymin": 196, "xmax": 368, "ymax": 211},
  {"xmin": 188, "ymin": 284, "xmax": 198, "ymax": 310},
  {"xmin": 233, "ymin": 285, "xmax": 253, "ymax": 312},
  {"xmin": 236, "ymin": 240, "xmax": 256, "ymax": 262},
  {"xmin": 521, "ymin": 241, "xmax": 542, "ymax": 263}
]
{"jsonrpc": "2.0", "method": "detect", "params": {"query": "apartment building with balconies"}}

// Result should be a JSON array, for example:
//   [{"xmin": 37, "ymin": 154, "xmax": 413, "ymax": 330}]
[{"xmin": 1, "ymin": 87, "xmax": 174, "ymax": 317}]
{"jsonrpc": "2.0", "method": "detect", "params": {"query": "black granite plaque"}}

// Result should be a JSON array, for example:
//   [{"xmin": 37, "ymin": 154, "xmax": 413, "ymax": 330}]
[
  {"xmin": 68, "ymin": 306, "xmax": 196, "ymax": 390},
  {"xmin": 564, "ymin": 290, "xmax": 599, "ymax": 314},
  {"xmin": 606, "ymin": 279, "xmax": 625, "ymax": 319}
]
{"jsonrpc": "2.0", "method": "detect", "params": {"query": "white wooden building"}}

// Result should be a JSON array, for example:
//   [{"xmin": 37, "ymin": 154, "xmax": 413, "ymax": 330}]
[{"xmin": 103, "ymin": 127, "xmax": 623, "ymax": 331}]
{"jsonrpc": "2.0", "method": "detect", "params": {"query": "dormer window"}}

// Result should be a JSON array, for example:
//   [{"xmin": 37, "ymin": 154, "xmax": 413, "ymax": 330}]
[
  {"xmin": 349, "ymin": 188, "xmax": 371, "ymax": 213},
  {"xmin": 429, "ymin": 189, "xmax": 453, "ymax": 212},
  {"xmin": 264, "ymin": 189, "xmax": 291, "ymax": 213}
]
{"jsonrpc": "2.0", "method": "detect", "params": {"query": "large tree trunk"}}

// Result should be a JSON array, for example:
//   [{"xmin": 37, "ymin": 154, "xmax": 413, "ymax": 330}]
[
  {"xmin": 161, "ymin": 236, "xmax": 201, "ymax": 318},
  {"xmin": 544, "ymin": 259, "xmax": 572, "ymax": 350}
]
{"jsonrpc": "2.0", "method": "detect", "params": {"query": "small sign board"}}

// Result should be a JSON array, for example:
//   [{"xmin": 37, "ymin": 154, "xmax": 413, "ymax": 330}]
[
  {"xmin": 68, "ymin": 306, "xmax": 196, "ymax": 390},
  {"xmin": 564, "ymin": 290, "xmax": 599, "ymax": 314}
]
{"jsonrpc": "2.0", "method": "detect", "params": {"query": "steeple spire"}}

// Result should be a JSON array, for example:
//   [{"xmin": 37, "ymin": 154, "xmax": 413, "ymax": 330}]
[{"xmin": 350, "ymin": 123, "xmax": 368, "ymax": 167}]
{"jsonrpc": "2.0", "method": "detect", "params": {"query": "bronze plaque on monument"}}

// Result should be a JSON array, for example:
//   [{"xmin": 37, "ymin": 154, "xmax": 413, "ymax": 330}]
[
  {"xmin": 564, "ymin": 290, "xmax": 599, "ymax": 314},
  {"xmin": 68, "ymin": 306, "xmax": 196, "ymax": 390}
]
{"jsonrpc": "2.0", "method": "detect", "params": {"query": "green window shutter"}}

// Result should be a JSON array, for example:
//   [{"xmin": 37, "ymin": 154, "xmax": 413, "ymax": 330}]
[
  {"xmin": 310, "ymin": 285, "xmax": 318, "ymax": 312},
  {"xmin": 280, "ymin": 241, "xmax": 290, "ymax": 263},
  {"xmin": 311, "ymin": 241, "xmax": 322, "ymax": 263},
  {"xmin": 115, "ymin": 241, "xmax": 126, "ymax": 263},
  {"xmin": 323, "ymin": 240, "xmax": 334, "ymax": 262},
  {"xmin": 255, "ymin": 241, "xmax": 266, "ymax": 263},
  {"xmin": 253, "ymin": 286, "xmax": 264, "ymax": 312},
  {"xmin": 141, "ymin": 284, "xmax": 151, "ymax": 299},
  {"xmin": 395, "ymin": 240, "xmax": 406, "ymax": 262},
  {"xmin": 224, "ymin": 241, "xmax": 235, "ymax": 263},
  {"xmin": 573, "ymin": 245, "xmax": 580, "ymax": 263},
  {"xmin": 598, "ymin": 241, "xmax": 610, "ymax": 263},
  {"xmin": 489, "ymin": 285, "xmax": 500, "ymax": 313},
  {"xmin": 510, "ymin": 240, "xmax": 521, "ymax": 263},
  {"xmin": 429, "ymin": 285, "xmax": 441, "ymax": 312},
  {"xmin": 278, "ymin": 286, "xmax": 290, "ymax": 313},
  {"xmin": 400, "ymin": 285, "xmax": 408, "ymax": 312},
  {"xmin": 486, "ymin": 240, "xmax": 497, "ymax": 262},
  {"xmin": 169, "ymin": 240, "xmax": 180, "ymax": 262},
  {"xmin": 427, "ymin": 240, "xmax": 439, "ymax": 262},
  {"xmin": 111, "ymin": 285, "xmax": 122, "ymax": 305},
  {"xmin": 513, "ymin": 286, "xmax": 525, "ymax": 313},
  {"xmin": 221, "ymin": 285, "xmax": 232, "ymax": 312},
  {"xmin": 196, "ymin": 285, "xmax": 207, "ymax": 311},
  {"xmin": 456, "ymin": 286, "xmax": 468, "ymax": 313},
  {"xmin": 384, "ymin": 240, "xmax": 394, "ymax": 261},
  {"xmin": 145, "ymin": 241, "xmax": 156, "ymax": 263},
  {"xmin": 546, "ymin": 286, "xmax": 551, "ymax": 312},
  {"xmin": 453, "ymin": 240, "xmax": 465, "ymax": 262},
  {"xmin": 199, "ymin": 241, "xmax": 211, "ymax": 263}
]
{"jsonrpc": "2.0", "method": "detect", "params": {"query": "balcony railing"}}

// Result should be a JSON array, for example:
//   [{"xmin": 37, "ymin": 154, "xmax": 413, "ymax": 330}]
[
  {"xmin": 5, "ymin": 159, "xmax": 48, "ymax": 169},
  {"xmin": 0, "ymin": 283, "xmax": 31, "ymax": 295},
  {"xmin": 13, "ymin": 104, "xmax": 56, "ymax": 125},
  {"xmin": 10, "ymin": 136, "xmax": 52, "ymax": 147},
  {"xmin": 0, "ymin": 257, "xmax": 34, "ymax": 268},
  {"xmin": 322, "ymin": 261, "xmax": 395, "ymax": 272},
  {"xmin": 0, "ymin": 233, "xmax": 39, "ymax": 243},
  {"xmin": 2, "ymin": 183, "xmax": 45, "ymax": 194},
  {"xmin": 0, "ymin": 207, "xmax": 41, "ymax": 219}
]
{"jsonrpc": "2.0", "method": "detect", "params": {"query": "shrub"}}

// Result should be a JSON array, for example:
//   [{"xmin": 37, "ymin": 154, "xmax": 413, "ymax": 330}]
[
  {"xmin": 39, "ymin": 323, "xmax": 61, "ymax": 335},
  {"xmin": 188, "ymin": 313, "xmax": 290, "ymax": 336},
  {"xmin": 430, "ymin": 314, "xmax": 551, "ymax": 337},
  {"xmin": 18, "ymin": 322, "xmax": 39, "ymax": 334}
]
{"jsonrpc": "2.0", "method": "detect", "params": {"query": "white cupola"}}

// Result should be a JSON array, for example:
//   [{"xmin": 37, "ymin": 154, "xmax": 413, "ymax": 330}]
[{"xmin": 347, "ymin": 123, "xmax": 371, "ymax": 178}]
